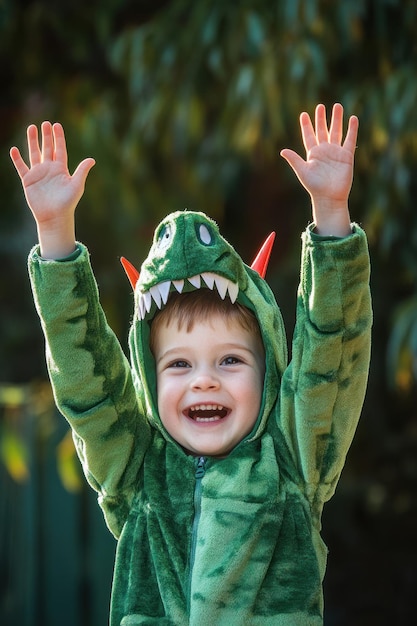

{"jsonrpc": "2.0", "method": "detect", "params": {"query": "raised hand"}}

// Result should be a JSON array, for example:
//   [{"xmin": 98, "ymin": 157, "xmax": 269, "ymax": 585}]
[
  {"xmin": 281, "ymin": 103, "xmax": 358, "ymax": 236},
  {"xmin": 10, "ymin": 122, "xmax": 95, "ymax": 258}
]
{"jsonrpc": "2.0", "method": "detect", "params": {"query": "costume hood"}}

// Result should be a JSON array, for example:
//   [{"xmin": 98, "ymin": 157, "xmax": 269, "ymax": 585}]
[{"xmin": 125, "ymin": 211, "xmax": 287, "ymax": 448}]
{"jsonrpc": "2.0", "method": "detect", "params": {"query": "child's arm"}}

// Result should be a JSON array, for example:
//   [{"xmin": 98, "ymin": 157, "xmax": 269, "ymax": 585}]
[
  {"xmin": 278, "ymin": 104, "xmax": 372, "ymax": 506},
  {"xmin": 12, "ymin": 124, "xmax": 149, "ymax": 535},
  {"xmin": 10, "ymin": 121, "xmax": 95, "ymax": 259},
  {"xmin": 280, "ymin": 102, "xmax": 358, "ymax": 237}
]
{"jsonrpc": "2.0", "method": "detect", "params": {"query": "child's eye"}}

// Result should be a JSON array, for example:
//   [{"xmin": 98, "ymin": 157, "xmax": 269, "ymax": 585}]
[
  {"xmin": 169, "ymin": 360, "xmax": 190, "ymax": 368},
  {"xmin": 221, "ymin": 356, "xmax": 242, "ymax": 366}
]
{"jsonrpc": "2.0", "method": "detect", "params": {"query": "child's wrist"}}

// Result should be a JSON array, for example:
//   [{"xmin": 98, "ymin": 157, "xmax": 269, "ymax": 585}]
[
  {"xmin": 313, "ymin": 217, "xmax": 352, "ymax": 238},
  {"xmin": 311, "ymin": 198, "xmax": 351, "ymax": 237},
  {"xmin": 37, "ymin": 218, "xmax": 76, "ymax": 260}
]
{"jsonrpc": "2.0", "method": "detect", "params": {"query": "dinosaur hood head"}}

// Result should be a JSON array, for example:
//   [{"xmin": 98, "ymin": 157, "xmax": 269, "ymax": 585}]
[{"xmin": 126, "ymin": 211, "xmax": 287, "ymax": 449}]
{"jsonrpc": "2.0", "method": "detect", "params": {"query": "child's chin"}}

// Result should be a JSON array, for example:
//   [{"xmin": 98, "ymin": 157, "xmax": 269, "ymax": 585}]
[{"xmin": 188, "ymin": 443, "xmax": 233, "ymax": 458}]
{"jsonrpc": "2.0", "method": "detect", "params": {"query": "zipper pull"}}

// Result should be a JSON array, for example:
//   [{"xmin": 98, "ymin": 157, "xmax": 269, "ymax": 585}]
[{"xmin": 195, "ymin": 456, "xmax": 206, "ymax": 479}]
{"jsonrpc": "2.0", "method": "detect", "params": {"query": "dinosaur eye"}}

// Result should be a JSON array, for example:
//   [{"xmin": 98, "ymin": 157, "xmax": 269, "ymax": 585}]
[
  {"xmin": 197, "ymin": 223, "xmax": 212, "ymax": 245},
  {"xmin": 157, "ymin": 224, "xmax": 172, "ymax": 249}
]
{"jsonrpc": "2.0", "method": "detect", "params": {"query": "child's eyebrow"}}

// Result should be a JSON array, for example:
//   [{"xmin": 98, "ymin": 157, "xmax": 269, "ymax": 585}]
[
  {"xmin": 154, "ymin": 346, "xmax": 191, "ymax": 365},
  {"xmin": 219, "ymin": 343, "xmax": 258, "ymax": 355},
  {"xmin": 155, "ymin": 347, "xmax": 186, "ymax": 363}
]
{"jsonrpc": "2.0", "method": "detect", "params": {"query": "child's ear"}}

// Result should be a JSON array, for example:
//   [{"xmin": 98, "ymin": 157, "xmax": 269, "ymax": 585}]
[
  {"xmin": 120, "ymin": 256, "xmax": 140, "ymax": 290},
  {"xmin": 250, "ymin": 232, "xmax": 276, "ymax": 279}
]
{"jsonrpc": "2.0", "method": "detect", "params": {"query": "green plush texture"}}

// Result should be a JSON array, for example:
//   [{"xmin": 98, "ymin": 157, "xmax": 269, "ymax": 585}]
[{"xmin": 28, "ymin": 210, "xmax": 372, "ymax": 625}]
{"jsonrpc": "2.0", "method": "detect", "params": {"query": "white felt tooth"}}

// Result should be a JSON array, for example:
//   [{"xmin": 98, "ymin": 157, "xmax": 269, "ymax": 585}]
[
  {"xmin": 173, "ymin": 279, "xmax": 184, "ymax": 293},
  {"xmin": 150, "ymin": 285, "xmax": 162, "ymax": 309},
  {"xmin": 201, "ymin": 272, "xmax": 215, "ymax": 289},
  {"xmin": 157, "ymin": 281, "xmax": 171, "ymax": 305},
  {"xmin": 136, "ymin": 303, "xmax": 142, "ymax": 321},
  {"xmin": 227, "ymin": 281, "xmax": 239, "ymax": 304},
  {"xmin": 139, "ymin": 294, "xmax": 146, "ymax": 319},
  {"xmin": 188, "ymin": 275, "xmax": 201, "ymax": 289},
  {"xmin": 144, "ymin": 291, "xmax": 152, "ymax": 313},
  {"xmin": 214, "ymin": 275, "xmax": 228, "ymax": 299}
]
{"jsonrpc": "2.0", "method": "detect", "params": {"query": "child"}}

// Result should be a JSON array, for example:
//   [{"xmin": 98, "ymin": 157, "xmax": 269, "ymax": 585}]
[{"xmin": 10, "ymin": 103, "xmax": 372, "ymax": 625}]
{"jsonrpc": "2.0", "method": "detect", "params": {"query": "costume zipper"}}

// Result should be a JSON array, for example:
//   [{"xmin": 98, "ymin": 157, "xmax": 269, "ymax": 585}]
[{"xmin": 188, "ymin": 456, "xmax": 206, "ymax": 608}]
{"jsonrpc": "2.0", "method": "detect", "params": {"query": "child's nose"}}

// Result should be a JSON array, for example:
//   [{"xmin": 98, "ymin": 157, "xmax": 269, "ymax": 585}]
[{"xmin": 191, "ymin": 370, "xmax": 220, "ymax": 391}]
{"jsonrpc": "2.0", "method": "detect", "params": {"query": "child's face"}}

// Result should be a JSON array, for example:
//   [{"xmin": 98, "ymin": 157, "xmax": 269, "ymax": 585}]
[{"xmin": 154, "ymin": 313, "xmax": 265, "ymax": 457}]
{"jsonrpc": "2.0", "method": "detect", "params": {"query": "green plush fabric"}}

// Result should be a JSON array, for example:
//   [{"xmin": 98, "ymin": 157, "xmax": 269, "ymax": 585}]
[{"xmin": 28, "ymin": 211, "xmax": 372, "ymax": 625}]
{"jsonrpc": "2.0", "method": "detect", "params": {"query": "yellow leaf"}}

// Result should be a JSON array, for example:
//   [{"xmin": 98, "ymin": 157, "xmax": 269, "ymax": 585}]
[
  {"xmin": 1, "ymin": 431, "xmax": 29, "ymax": 483},
  {"xmin": 56, "ymin": 431, "xmax": 82, "ymax": 492}
]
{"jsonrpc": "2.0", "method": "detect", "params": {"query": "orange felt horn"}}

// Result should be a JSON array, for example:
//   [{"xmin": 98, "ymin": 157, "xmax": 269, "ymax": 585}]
[
  {"xmin": 120, "ymin": 256, "xmax": 140, "ymax": 290},
  {"xmin": 250, "ymin": 232, "xmax": 276, "ymax": 278}
]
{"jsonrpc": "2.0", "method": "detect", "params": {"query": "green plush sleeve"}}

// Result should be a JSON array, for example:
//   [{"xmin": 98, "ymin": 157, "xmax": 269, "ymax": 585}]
[
  {"xmin": 28, "ymin": 244, "xmax": 151, "ymax": 536},
  {"xmin": 279, "ymin": 225, "xmax": 372, "ymax": 510}
]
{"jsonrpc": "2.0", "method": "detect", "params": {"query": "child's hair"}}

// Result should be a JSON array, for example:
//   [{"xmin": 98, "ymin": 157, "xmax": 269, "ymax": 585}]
[{"xmin": 149, "ymin": 289, "xmax": 264, "ymax": 356}]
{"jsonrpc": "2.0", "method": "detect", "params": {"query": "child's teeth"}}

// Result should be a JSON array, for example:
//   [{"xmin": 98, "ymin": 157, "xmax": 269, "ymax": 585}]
[
  {"xmin": 188, "ymin": 404, "xmax": 228, "ymax": 421},
  {"xmin": 191, "ymin": 404, "xmax": 223, "ymax": 412},
  {"xmin": 196, "ymin": 416, "xmax": 221, "ymax": 422}
]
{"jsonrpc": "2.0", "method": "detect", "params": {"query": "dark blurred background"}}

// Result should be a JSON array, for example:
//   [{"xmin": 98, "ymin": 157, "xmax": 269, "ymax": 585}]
[{"xmin": 1, "ymin": 1, "xmax": 417, "ymax": 624}]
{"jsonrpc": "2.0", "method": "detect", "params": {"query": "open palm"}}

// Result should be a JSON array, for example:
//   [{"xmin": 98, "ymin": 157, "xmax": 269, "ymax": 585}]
[
  {"xmin": 281, "ymin": 103, "xmax": 358, "ymax": 204},
  {"xmin": 10, "ymin": 122, "xmax": 95, "ymax": 226}
]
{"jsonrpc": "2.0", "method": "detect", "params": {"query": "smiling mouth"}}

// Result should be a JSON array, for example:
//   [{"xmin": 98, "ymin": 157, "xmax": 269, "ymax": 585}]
[{"xmin": 187, "ymin": 404, "xmax": 229, "ymax": 422}]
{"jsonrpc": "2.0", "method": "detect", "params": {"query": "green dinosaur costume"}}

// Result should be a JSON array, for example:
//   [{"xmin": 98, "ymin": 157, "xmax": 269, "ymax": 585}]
[{"xmin": 28, "ymin": 210, "xmax": 372, "ymax": 625}]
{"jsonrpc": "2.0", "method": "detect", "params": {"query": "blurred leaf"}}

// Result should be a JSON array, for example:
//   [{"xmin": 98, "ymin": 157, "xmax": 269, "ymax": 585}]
[
  {"xmin": 57, "ymin": 430, "xmax": 82, "ymax": 492},
  {"xmin": 387, "ymin": 297, "xmax": 417, "ymax": 390},
  {"xmin": 0, "ymin": 429, "xmax": 29, "ymax": 483},
  {"xmin": 0, "ymin": 385, "xmax": 27, "ymax": 408}
]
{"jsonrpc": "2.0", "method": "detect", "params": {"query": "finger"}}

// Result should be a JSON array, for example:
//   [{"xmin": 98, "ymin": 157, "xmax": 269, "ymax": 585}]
[
  {"xmin": 329, "ymin": 103, "xmax": 343, "ymax": 144},
  {"xmin": 342, "ymin": 115, "xmax": 359, "ymax": 154},
  {"xmin": 27, "ymin": 124, "xmax": 41, "ymax": 167},
  {"xmin": 315, "ymin": 104, "xmax": 329, "ymax": 144},
  {"xmin": 52, "ymin": 123, "xmax": 68, "ymax": 168},
  {"xmin": 299, "ymin": 112, "xmax": 317, "ymax": 154},
  {"xmin": 10, "ymin": 146, "xmax": 29, "ymax": 179},
  {"xmin": 41, "ymin": 121, "xmax": 54, "ymax": 161}
]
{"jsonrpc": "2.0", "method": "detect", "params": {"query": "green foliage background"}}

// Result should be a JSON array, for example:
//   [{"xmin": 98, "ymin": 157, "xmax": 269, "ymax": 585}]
[{"xmin": 1, "ymin": 0, "xmax": 417, "ymax": 623}]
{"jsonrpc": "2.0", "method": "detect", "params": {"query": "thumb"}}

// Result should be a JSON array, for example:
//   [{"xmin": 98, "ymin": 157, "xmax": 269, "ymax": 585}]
[
  {"xmin": 280, "ymin": 149, "xmax": 305, "ymax": 175},
  {"xmin": 73, "ymin": 157, "xmax": 96, "ymax": 188}
]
